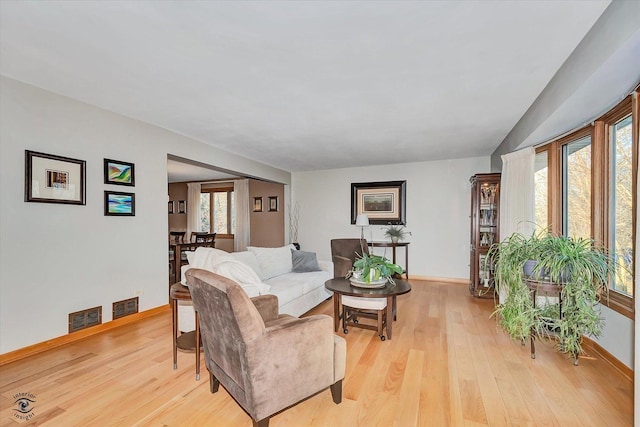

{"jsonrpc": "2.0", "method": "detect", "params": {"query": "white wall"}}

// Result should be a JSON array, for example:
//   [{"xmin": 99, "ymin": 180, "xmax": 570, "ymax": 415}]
[
  {"xmin": 293, "ymin": 160, "xmax": 635, "ymax": 370},
  {"xmin": 0, "ymin": 77, "xmax": 290, "ymax": 353},
  {"xmin": 291, "ymin": 157, "xmax": 490, "ymax": 280},
  {"xmin": 596, "ymin": 305, "xmax": 634, "ymax": 368}
]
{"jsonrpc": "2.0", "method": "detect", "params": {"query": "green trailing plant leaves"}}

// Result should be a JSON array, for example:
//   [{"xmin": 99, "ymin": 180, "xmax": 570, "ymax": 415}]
[
  {"xmin": 349, "ymin": 252, "xmax": 404, "ymax": 283},
  {"xmin": 487, "ymin": 230, "xmax": 619, "ymax": 361}
]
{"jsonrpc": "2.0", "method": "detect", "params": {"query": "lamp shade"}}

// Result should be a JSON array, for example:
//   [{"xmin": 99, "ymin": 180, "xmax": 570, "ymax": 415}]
[{"xmin": 355, "ymin": 214, "xmax": 369, "ymax": 227}]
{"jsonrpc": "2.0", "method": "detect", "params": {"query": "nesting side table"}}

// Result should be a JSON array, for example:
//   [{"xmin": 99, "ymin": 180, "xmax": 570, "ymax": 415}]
[{"xmin": 170, "ymin": 282, "xmax": 201, "ymax": 380}]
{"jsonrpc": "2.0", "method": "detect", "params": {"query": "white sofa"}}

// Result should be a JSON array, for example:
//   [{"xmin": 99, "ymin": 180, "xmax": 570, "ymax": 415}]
[{"xmin": 178, "ymin": 245, "xmax": 333, "ymax": 332}]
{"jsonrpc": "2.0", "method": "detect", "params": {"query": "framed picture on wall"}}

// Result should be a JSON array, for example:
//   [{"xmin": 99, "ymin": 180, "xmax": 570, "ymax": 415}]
[
  {"xmin": 168, "ymin": 201, "xmax": 175, "ymax": 214},
  {"xmin": 178, "ymin": 200, "xmax": 186, "ymax": 214},
  {"xmin": 104, "ymin": 158, "xmax": 135, "ymax": 186},
  {"xmin": 268, "ymin": 196, "xmax": 279, "ymax": 212},
  {"xmin": 253, "ymin": 197, "xmax": 263, "ymax": 212},
  {"xmin": 351, "ymin": 180, "xmax": 406, "ymax": 225},
  {"xmin": 105, "ymin": 191, "xmax": 135, "ymax": 216},
  {"xmin": 25, "ymin": 150, "xmax": 86, "ymax": 205}
]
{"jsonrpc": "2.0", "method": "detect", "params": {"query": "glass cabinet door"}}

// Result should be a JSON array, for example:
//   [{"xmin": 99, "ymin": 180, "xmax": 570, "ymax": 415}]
[
  {"xmin": 478, "ymin": 182, "xmax": 499, "ymax": 248},
  {"xmin": 469, "ymin": 173, "xmax": 500, "ymax": 298}
]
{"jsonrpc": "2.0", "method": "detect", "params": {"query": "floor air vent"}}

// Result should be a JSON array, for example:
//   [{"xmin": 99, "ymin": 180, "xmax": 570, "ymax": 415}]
[
  {"xmin": 113, "ymin": 297, "xmax": 139, "ymax": 320},
  {"xmin": 68, "ymin": 306, "xmax": 102, "ymax": 333}
]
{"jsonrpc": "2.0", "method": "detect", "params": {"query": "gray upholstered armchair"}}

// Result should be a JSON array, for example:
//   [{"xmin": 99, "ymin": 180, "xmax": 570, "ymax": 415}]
[
  {"xmin": 330, "ymin": 238, "xmax": 369, "ymax": 278},
  {"xmin": 186, "ymin": 268, "xmax": 346, "ymax": 427}
]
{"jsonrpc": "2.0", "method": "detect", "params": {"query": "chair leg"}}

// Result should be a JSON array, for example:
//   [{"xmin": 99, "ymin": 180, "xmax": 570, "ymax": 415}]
[
  {"xmin": 342, "ymin": 306, "xmax": 348, "ymax": 334},
  {"xmin": 210, "ymin": 372, "xmax": 220, "ymax": 394},
  {"xmin": 253, "ymin": 418, "xmax": 269, "ymax": 427},
  {"xmin": 330, "ymin": 379, "xmax": 343, "ymax": 404}
]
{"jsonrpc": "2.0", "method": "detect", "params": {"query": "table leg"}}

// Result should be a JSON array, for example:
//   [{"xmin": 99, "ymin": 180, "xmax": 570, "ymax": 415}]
[
  {"xmin": 174, "ymin": 249, "xmax": 181, "ymax": 285},
  {"xmin": 195, "ymin": 312, "xmax": 200, "ymax": 381},
  {"xmin": 172, "ymin": 299, "xmax": 178, "ymax": 369},
  {"xmin": 386, "ymin": 296, "xmax": 393, "ymax": 339},
  {"xmin": 174, "ymin": 243, "xmax": 186, "ymax": 285},
  {"xmin": 404, "ymin": 246, "xmax": 409, "ymax": 279},
  {"xmin": 333, "ymin": 294, "xmax": 340, "ymax": 332}
]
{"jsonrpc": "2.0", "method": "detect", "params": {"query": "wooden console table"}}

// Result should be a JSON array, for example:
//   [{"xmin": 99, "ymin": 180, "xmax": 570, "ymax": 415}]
[
  {"xmin": 170, "ymin": 282, "xmax": 201, "ymax": 380},
  {"xmin": 367, "ymin": 241, "xmax": 410, "ymax": 279}
]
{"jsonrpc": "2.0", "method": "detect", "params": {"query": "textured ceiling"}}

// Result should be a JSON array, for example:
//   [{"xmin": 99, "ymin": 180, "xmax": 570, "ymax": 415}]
[{"xmin": 0, "ymin": 1, "xmax": 612, "ymax": 173}]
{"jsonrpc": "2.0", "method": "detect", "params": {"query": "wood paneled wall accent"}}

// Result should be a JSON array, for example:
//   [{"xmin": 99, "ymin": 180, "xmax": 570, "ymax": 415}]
[
  {"xmin": 168, "ymin": 182, "xmax": 188, "ymax": 232},
  {"xmin": 249, "ymin": 179, "xmax": 284, "ymax": 247}
]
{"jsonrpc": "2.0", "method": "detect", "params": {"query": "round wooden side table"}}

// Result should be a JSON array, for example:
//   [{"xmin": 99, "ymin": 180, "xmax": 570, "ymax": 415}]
[
  {"xmin": 170, "ymin": 282, "xmax": 201, "ymax": 380},
  {"xmin": 324, "ymin": 278, "xmax": 411, "ymax": 340}
]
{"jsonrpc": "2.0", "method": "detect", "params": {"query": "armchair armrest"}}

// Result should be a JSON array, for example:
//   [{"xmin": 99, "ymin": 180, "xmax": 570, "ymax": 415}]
[
  {"xmin": 332, "ymin": 255, "xmax": 353, "ymax": 278},
  {"xmin": 245, "ymin": 314, "xmax": 337, "ymax": 414},
  {"xmin": 251, "ymin": 294, "xmax": 279, "ymax": 323}
]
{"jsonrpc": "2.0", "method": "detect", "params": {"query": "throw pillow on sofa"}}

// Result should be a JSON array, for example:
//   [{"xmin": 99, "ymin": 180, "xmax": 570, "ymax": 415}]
[
  {"xmin": 248, "ymin": 244, "xmax": 296, "ymax": 280},
  {"xmin": 212, "ymin": 259, "xmax": 271, "ymax": 297},
  {"xmin": 191, "ymin": 247, "xmax": 231, "ymax": 270},
  {"xmin": 291, "ymin": 249, "xmax": 322, "ymax": 273},
  {"xmin": 226, "ymin": 251, "xmax": 264, "ymax": 279}
]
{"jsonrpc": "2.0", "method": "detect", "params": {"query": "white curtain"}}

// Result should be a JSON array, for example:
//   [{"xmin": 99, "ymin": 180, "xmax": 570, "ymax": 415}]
[
  {"xmin": 186, "ymin": 182, "xmax": 201, "ymax": 238},
  {"xmin": 499, "ymin": 146, "xmax": 536, "ymax": 302},
  {"xmin": 234, "ymin": 179, "xmax": 250, "ymax": 252}
]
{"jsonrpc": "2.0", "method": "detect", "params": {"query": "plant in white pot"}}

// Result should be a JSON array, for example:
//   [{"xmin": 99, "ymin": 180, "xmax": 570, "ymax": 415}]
[
  {"xmin": 384, "ymin": 225, "xmax": 409, "ymax": 244},
  {"xmin": 347, "ymin": 253, "xmax": 404, "ymax": 285}
]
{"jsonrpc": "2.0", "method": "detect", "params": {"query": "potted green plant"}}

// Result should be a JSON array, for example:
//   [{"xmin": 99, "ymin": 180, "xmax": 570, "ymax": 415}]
[
  {"xmin": 485, "ymin": 231, "xmax": 539, "ymax": 340},
  {"xmin": 384, "ymin": 225, "xmax": 409, "ymax": 243},
  {"xmin": 486, "ymin": 231, "xmax": 618, "ymax": 365},
  {"xmin": 348, "ymin": 252, "xmax": 404, "ymax": 284}
]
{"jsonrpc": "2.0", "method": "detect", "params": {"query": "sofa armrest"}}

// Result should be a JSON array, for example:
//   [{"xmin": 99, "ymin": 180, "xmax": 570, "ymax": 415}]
[
  {"xmin": 318, "ymin": 260, "xmax": 334, "ymax": 274},
  {"xmin": 251, "ymin": 294, "xmax": 279, "ymax": 322}
]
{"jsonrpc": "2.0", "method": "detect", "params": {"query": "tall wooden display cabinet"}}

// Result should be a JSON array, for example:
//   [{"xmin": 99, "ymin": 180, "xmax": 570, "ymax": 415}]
[{"xmin": 469, "ymin": 173, "xmax": 501, "ymax": 297}]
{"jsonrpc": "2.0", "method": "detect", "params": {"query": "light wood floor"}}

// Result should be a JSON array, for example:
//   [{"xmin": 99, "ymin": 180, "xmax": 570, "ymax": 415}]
[{"xmin": 0, "ymin": 281, "xmax": 632, "ymax": 426}]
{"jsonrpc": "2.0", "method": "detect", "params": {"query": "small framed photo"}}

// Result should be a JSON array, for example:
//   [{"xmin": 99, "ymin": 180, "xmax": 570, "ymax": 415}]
[
  {"xmin": 168, "ymin": 201, "xmax": 175, "ymax": 214},
  {"xmin": 178, "ymin": 200, "xmax": 186, "ymax": 214},
  {"xmin": 25, "ymin": 150, "xmax": 86, "ymax": 205},
  {"xmin": 104, "ymin": 158, "xmax": 135, "ymax": 186},
  {"xmin": 105, "ymin": 191, "xmax": 135, "ymax": 216},
  {"xmin": 253, "ymin": 197, "xmax": 263, "ymax": 212},
  {"xmin": 268, "ymin": 196, "xmax": 279, "ymax": 212}
]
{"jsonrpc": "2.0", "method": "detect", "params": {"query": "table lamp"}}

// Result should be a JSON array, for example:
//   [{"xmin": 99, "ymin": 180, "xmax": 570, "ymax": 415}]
[{"xmin": 355, "ymin": 214, "xmax": 369, "ymax": 240}]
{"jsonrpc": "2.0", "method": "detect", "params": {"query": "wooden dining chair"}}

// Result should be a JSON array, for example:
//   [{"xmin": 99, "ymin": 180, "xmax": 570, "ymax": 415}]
[
  {"xmin": 190, "ymin": 232, "xmax": 216, "ymax": 247},
  {"xmin": 169, "ymin": 231, "xmax": 187, "ymax": 280},
  {"xmin": 169, "ymin": 231, "xmax": 186, "ymax": 244}
]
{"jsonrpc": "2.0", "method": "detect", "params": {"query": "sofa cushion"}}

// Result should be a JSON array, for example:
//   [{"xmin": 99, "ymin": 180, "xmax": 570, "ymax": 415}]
[
  {"xmin": 266, "ymin": 270, "xmax": 331, "ymax": 298},
  {"xmin": 291, "ymin": 249, "xmax": 321, "ymax": 273},
  {"xmin": 248, "ymin": 245, "xmax": 295, "ymax": 280},
  {"xmin": 265, "ymin": 278, "xmax": 305, "ymax": 307},
  {"xmin": 227, "ymin": 251, "xmax": 264, "ymax": 279}
]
